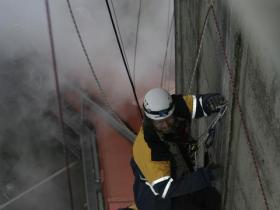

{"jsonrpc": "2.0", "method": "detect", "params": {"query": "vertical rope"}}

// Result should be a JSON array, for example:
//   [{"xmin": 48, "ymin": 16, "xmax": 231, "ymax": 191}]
[
  {"xmin": 184, "ymin": 1, "xmax": 270, "ymax": 208},
  {"xmin": 161, "ymin": 16, "xmax": 174, "ymax": 88},
  {"xmin": 104, "ymin": 0, "xmax": 143, "ymax": 120},
  {"xmin": 45, "ymin": 1, "xmax": 75, "ymax": 210},
  {"xmin": 133, "ymin": 0, "xmax": 143, "ymax": 86},
  {"xmin": 66, "ymin": 0, "xmax": 141, "ymax": 126},
  {"xmin": 187, "ymin": 5, "xmax": 212, "ymax": 94},
  {"xmin": 209, "ymin": 1, "xmax": 270, "ymax": 209}
]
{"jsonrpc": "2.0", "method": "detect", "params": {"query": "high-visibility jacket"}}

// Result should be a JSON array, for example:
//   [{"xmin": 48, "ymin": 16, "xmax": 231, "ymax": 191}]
[{"xmin": 132, "ymin": 94, "xmax": 215, "ymax": 210}]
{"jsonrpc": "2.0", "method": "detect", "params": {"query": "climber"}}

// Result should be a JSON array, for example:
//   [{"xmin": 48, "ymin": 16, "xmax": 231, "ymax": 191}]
[{"xmin": 126, "ymin": 88, "xmax": 226, "ymax": 210}]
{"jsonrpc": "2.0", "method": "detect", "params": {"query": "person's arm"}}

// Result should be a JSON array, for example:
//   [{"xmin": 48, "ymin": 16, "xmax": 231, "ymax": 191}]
[
  {"xmin": 150, "ymin": 168, "xmax": 213, "ymax": 198},
  {"xmin": 133, "ymin": 127, "xmax": 215, "ymax": 199},
  {"xmin": 183, "ymin": 94, "xmax": 226, "ymax": 119}
]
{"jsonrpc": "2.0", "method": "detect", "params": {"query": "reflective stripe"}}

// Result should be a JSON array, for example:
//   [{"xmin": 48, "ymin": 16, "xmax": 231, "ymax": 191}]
[
  {"xmin": 144, "ymin": 181, "xmax": 159, "ymax": 196},
  {"xmin": 151, "ymin": 176, "xmax": 171, "ymax": 186},
  {"xmin": 139, "ymin": 175, "xmax": 147, "ymax": 181},
  {"xmin": 192, "ymin": 95, "xmax": 197, "ymax": 119},
  {"xmin": 162, "ymin": 178, "xmax": 173, "ymax": 198},
  {"xmin": 143, "ymin": 176, "xmax": 172, "ymax": 197},
  {"xmin": 199, "ymin": 97, "xmax": 208, "ymax": 116}
]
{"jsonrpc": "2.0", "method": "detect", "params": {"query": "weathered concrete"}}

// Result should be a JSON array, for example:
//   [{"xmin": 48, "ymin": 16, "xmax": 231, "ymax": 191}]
[{"xmin": 175, "ymin": 0, "xmax": 280, "ymax": 209}]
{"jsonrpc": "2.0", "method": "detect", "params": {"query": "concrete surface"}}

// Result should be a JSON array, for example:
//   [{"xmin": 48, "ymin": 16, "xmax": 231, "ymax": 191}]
[{"xmin": 175, "ymin": 0, "xmax": 280, "ymax": 209}]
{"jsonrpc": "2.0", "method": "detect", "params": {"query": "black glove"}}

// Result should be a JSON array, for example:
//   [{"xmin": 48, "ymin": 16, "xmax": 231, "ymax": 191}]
[{"xmin": 204, "ymin": 94, "xmax": 226, "ymax": 113}]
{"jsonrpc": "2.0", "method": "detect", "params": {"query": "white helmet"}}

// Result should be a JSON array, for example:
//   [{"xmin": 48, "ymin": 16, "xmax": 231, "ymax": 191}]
[{"xmin": 143, "ymin": 88, "xmax": 175, "ymax": 120}]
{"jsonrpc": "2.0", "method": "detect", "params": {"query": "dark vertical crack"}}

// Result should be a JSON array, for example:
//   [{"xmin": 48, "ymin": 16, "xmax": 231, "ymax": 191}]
[{"xmin": 222, "ymin": 32, "xmax": 243, "ymax": 210}]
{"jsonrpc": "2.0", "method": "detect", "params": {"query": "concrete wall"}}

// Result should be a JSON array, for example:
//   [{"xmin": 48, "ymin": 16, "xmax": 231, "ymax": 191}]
[{"xmin": 175, "ymin": 0, "xmax": 280, "ymax": 209}]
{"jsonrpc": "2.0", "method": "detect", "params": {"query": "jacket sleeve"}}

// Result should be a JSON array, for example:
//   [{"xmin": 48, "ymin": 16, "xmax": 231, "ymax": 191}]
[
  {"xmin": 151, "ymin": 168, "xmax": 213, "ymax": 198},
  {"xmin": 183, "ymin": 94, "xmax": 220, "ymax": 119}
]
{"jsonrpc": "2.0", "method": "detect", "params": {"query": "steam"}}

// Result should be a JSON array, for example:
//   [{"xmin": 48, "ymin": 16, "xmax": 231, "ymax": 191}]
[
  {"xmin": 0, "ymin": 0, "xmax": 174, "ymax": 209},
  {"xmin": 0, "ymin": 53, "xmax": 71, "ymax": 209}
]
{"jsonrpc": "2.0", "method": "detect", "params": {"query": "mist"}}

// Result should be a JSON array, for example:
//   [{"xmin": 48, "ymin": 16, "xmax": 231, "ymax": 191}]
[{"xmin": 0, "ymin": 0, "xmax": 174, "ymax": 209}]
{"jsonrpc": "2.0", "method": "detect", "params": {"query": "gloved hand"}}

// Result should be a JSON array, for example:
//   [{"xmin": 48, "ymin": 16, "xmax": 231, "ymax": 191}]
[{"xmin": 204, "ymin": 94, "xmax": 226, "ymax": 113}]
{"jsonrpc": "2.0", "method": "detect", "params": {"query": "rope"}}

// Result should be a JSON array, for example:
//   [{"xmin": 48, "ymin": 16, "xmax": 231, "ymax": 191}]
[
  {"xmin": 161, "ymin": 16, "xmax": 174, "ymax": 88},
  {"xmin": 196, "ymin": 105, "xmax": 228, "ymax": 146},
  {"xmin": 185, "ymin": 1, "xmax": 269, "ymax": 209},
  {"xmin": 187, "ymin": 5, "xmax": 212, "ymax": 94},
  {"xmin": 133, "ymin": 0, "xmax": 143, "ymax": 86},
  {"xmin": 44, "ymin": 1, "xmax": 75, "ymax": 210},
  {"xmin": 208, "ymin": 1, "xmax": 270, "ymax": 209},
  {"xmin": 167, "ymin": 0, "xmax": 172, "ymax": 39},
  {"xmin": 66, "ymin": 0, "xmax": 111, "ymax": 110},
  {"xmin": 65, "ymin": 0, "xmax": 140, "ymax": 126},
  {"xmin": 167, "ymin": 29, "xmax": 174, "ymax": 92},
  {"xmin": 104, "ymin": 0, "xmax": 143, "ymax": 120},
  {"xmin": 109, "ymin": 0, "xmax": 131, "ymax": 77},
  {"xmin": 165, "ymin": 0, "xmax": 173, "ymax": 90}
]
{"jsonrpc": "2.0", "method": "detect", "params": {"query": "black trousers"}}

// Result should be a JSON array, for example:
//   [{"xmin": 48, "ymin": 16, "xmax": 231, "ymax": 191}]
[{"xmin": 172, "ymin": 187, "xmax": 221, "ymax": 210}]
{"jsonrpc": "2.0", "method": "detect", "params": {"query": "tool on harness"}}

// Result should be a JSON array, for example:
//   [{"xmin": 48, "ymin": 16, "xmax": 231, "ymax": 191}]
[
  {"xmin": 204, "ymin": 105, "xmax": 227, "ymax": 148},
  {"xmin": 188, "ymin": 104, "xmax": 227, "ymax": 153},
  {"xmin": 198, "ymin": 104, "xmax": 228, "ymax": 148},
  {"xmin": 191, "ymin": 105, "xmax": 228, "ymax": 168}
]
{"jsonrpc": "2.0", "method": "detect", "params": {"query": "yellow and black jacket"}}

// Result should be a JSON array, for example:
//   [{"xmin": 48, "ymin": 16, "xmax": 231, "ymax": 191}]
[{"xmin": 131, "ymin": 94, "xmax": 215, "ymax": 210}]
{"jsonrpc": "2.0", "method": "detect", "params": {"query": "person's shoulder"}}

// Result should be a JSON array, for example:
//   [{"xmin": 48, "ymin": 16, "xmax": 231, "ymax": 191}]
[
  {"xmin": 136, "ymin": 126, "xmax": 144, "ymax": 138},
  {"xmin": 134, "ymin": 127, "xmax": 145, "ymax": 147}
]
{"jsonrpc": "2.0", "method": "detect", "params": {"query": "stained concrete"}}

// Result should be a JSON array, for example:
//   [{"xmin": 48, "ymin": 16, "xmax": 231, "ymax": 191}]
[{"xmin": 175, "ymin": 0, "xmax": 280, "ymax": 209}]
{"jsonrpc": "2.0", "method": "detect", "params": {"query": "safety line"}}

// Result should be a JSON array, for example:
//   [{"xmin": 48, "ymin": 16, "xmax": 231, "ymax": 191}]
[
  {"xmin": 66, "ymin": 0, "xmax": 112, "ymax": 112},
  {"xmin": 187, "ymin": 5, "xmax": 212, "ymax": 94},
  {"xmin": 104, "ymin": 0, "xmax": 143, "ymax": 120},
  {"xmin": 166, "ymin": 0, "xmax": 172, "ymax": 40},
  {"xmin": 161, "ymin": 15, "xmax": 174, "ymax": 88},
  {"xmin": 209, "ymin": 1, "xmax": 270, "ymax": 209},
  {"xmin": 109, "ymin": 0, "xmax": 131, "ymax": 77},
  {"xmin": 133, "ymin": 0, "xmax": 143, "ymax": 86},
  {"xmin": 108, "ymin": 0, "xmax": 143, "ymax": 122},
  {"xmin": 162, "ymin": 0, "xmax": 173, "ymax": 89},
  {"xmin": 65, "ymin": 0, "xmax": 140, "ymax": 126},
  {"xmin": 186, "ymin": 2, "xmax": 269, "ymax": 209},
  {"xmin": 167, "ymin": 29, "xmax": 174, "ymax": 92},
  {"xmin": 45, "ymin": 1, "xmax": 75, "ymax": 210}
]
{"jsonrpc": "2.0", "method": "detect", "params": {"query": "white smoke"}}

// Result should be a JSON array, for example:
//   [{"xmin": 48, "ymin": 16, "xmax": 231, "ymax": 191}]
[{"xmin": 0, "ymin": 0, "xmax": 174, "ymax": 209}]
